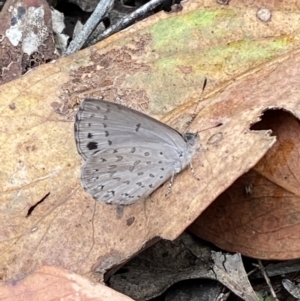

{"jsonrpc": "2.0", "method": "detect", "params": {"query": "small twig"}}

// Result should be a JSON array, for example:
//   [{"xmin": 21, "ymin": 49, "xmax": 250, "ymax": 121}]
[
  {"xmin": 64, "ymin": 0, "xmax": 114, "ymax": 55},
  {"xmin": 253, "ymin": 260, "xmax": 279, "ymax": 301},
  {"xmin": 216, "ymin": 290, "xmax": 231, "ymax": 301},
  {"xmin": 86, "ymin": 0, "xmax": 165, "ymax": 46}
]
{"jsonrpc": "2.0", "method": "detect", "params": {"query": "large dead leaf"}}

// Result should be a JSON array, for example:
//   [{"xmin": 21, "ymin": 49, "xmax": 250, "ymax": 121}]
[
  {"xmin": 1, "ymin": 0, "xmax": 300, "ymax": 283},
  {"xmin": 0, "ymin": 265, "xmax": 134, "ymax": 301},
  {"xmin": 190, "ymin": 110, "xmax": 300, "ymax": 259}
]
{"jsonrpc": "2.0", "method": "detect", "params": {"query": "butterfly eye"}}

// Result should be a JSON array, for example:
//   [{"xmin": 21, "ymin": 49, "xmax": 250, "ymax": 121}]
[{"xmin": 183, "ymin": 133, "xmax": 199, "ymax": 146}]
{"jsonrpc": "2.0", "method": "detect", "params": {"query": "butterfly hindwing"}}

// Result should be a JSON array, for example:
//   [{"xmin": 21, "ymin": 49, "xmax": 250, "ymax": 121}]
[{"xmin": 81, "ymin": 145, "xmax": 179, "ymax": 205}]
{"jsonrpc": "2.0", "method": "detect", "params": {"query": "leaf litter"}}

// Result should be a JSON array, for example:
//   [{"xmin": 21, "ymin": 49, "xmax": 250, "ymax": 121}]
[{"xmin": 1, "ymin": 0, "xmax": 300, "ymax": 300}]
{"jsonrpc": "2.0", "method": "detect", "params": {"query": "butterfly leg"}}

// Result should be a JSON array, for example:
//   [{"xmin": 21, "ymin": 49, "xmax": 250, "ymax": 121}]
[
  {"xmin": 189, "ymin": 161, "xmax": 200, "ymax": 181},
  {"xmin": 165, "ymin": 172, "xmax": 175, "ymax": 196}
]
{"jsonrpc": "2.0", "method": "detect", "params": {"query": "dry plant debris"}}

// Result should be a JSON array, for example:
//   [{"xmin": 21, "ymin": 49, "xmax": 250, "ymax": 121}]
[{"xmin": 1, "ymin": 0, "xmax": 300, "ymax": 300}]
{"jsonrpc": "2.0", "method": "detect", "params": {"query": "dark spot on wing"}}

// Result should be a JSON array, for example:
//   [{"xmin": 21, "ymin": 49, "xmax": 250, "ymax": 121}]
[
  {"xmin": 144, "ymin": 152, "xmax": 150, "ymax": 156},
  {"xmin": 123, "ymin": 180, "xmax": 130, "ymax": 185},
  {"xmin": 130, "ymin": 147, "xmax": 136, "ymax": 153},
  {"xmin": 101, "ymin": 158, "xmax": 107, "ymax": 162},
  {"xmin": 136, "ymin": 182, "xmax": 142, "ymax": 186},
  {"xmin": 160, "ymin": 152, "xmax": 163, "ymax": 155},
  {"xmin": 138, "ymin": 172, "xmax": 144, "ymax": 176},
  {"xmin": 103, "ymin": 191, "xmax": 116, "ymax": 199},
  {"xmin": 135, "ymin": 123, "xmax": 141, "ymax": 132},
  {"xmin": 149, "ymin": 174, "xmax": 155, "ymax": 178},
  {"xmin": 87, "ymin": 141, "xmax": 98, "ymax": 150},
  {"xmin": 158, "ymin": 161, "xmax": 162, "ymax": 164},
  {"xmin": 103, "ymin": 123, "xmax": 107, "ymax": 128},
  {"xmin": 108, "ymin": 140, "xmax": 112, "ymax": 145},
  {"xmin": 129, "ymin": 160, "xmax": 140, "ymax": 172},
  {"xmin": 88, "ymin": 123, "xmax": 92, "ymax": 127},
  {"xmin": 109, "ymin": 165, "xmax": 117, "ymax": 170},
  {"xmin": 87, "ymin": 133, "xmax": 93, "ymax": 138},
  {"xmin": 96, "ymin": 106, "xmax": 100, "ymax": 110},
  {"xmin": 149, "ymin": 184, "xmax": 153, "ymax": 188},
  {"xmin": 116, "ymin": 156, "xmax": 123, "ymax": 161},
  {"xmin": 161, "ymin": 168, "xmax": 165, "ymax": 171},
  {"xmin": 103, "ymin": 115, "xmax": 108, "ymax": 120},
  {"xmin": 108, "ymin": 171, "xmax": 117, "ymax": 177},
  {"xmin": 105, "ymin": 131, "xmax": 109, "ymax": 137}
]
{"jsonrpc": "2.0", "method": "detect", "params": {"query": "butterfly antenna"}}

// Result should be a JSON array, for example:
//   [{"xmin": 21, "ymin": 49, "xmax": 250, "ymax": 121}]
[
  {"xmin": 185, "ymin": 78, "xmax": 207, "ymax": 131},
  {"xmin": 186, "ymin": 78, "xmax": 223, "ymax": 133},
  {"xmin": 192, "ymin": 77, "xmax": 207, "ymax": 119}
]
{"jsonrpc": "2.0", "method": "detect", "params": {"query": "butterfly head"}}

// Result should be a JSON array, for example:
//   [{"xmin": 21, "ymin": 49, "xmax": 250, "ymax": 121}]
[{"xmin": 183, "ymin": 132, "xmax": 199, "ymax": 147}]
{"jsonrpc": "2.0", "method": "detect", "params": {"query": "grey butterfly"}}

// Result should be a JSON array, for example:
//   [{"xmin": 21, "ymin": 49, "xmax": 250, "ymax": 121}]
[{"xmin": 74, "ymin": 99, "xmax": 199, "ymax": 205}]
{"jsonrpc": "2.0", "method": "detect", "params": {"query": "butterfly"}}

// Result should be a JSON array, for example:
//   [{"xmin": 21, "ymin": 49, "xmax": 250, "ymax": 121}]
[{"xmin": 74, "ymin": 99, "xmax": 199, "ymax": 205}]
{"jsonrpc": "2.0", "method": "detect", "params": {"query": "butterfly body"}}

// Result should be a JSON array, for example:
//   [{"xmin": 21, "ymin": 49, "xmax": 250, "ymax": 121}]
[{"xmin": 74, "ymin": 99, "xmax": 198, "ymax": 205}]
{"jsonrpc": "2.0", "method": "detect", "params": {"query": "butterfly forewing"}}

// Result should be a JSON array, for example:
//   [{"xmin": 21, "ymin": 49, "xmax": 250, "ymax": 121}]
[{"xmin": 75, "ymin": 99, "xmax": 188, "ymax": 160}]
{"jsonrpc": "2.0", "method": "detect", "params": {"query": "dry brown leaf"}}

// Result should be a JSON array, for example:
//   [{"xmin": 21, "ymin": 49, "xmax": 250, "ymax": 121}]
[
  {"xmin": 190, "ymin": 110, "xmax": 300, "ymax": 260},
  {"xmin": 1, "ymin": 0, "xmax": 300, "ymax": 283},
  {"xmin": 0, "ymin": 265, "xmax": 134, "ymax": 301}
]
